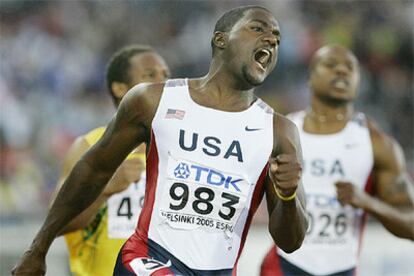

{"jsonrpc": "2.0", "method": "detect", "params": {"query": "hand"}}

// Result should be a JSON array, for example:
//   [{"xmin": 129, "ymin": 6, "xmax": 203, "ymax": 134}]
[
  {"xmin": 103, "ymin": 154, "xmax": 145, "ymax": 196},
  {"xmin": 335, "ymin": 181, "xmax": 369, "ymax": 209},
  {"xmin": 12, "ymin": 249, "xmax": 46, "ymax": 276},
  {"xmin": 269, "ymin": 154, "xmax": 302, "ymax": 197}
]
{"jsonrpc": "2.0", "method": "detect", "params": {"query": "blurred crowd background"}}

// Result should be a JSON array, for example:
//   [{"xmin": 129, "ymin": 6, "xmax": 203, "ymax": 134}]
[{"xmin": 0, "ymin": 0, "xmax": 413, "ymax": 275}]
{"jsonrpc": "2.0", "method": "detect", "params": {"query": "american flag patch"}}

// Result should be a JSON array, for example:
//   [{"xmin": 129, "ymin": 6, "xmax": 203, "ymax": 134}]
[{"xmin": 165, "ymin": 108, "xmax": 185, "ymax": 120}]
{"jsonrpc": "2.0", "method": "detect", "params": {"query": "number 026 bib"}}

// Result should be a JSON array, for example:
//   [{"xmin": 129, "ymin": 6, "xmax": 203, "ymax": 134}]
[
  {"xmin": 304, "ymin": 194, "xmax": 358, "ymax": 246},
  {"xmin": 159, "ymin": 155, "xmax": 252, "ymax": 234}
]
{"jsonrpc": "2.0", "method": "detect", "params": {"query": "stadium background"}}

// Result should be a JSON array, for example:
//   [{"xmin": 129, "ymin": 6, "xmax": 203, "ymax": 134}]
[{"xmin": 0, "ymin": 1, "xmax": 412, "ymax": 275}]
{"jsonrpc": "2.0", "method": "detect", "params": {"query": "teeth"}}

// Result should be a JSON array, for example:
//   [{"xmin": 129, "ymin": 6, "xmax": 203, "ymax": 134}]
[
  {"xmin": 263, "ymin": 49, "xmax": 271, "ymax": 55},
  {"xmin": 333, "ymin": 80, "xmax": 347, "ymax": 89}
]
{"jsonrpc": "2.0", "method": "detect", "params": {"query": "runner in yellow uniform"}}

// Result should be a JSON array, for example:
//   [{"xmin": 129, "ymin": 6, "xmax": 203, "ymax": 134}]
[{"xmin": 51, "ymin": 45, "xmax": 170, "ymax": 276}]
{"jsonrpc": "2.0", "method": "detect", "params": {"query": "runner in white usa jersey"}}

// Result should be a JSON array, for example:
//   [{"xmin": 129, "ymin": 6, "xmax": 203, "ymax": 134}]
[
  {"xmin": 276, "ymin": 111, "xmax": 373, "ymax": 275},
  {"xmin": 13, "ymin": 6, "xmax": 308, "ymax": 276},
  {"xmin": 261, "ymin": 45, "xmax": 414, "ymax": 276},
  {"xmin": 118, "ymin": 78, "xmax": 276, "ymax": 275}
]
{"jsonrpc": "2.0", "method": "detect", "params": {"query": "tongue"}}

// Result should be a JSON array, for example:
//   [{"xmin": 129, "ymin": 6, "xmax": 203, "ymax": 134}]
[
  {"xmin": 258, "ymin": 54, "xmax": 268, "ymax": 65},
  {"xmin": 255, "ymin": 51, "xmax": 269, "ymax": 66}
]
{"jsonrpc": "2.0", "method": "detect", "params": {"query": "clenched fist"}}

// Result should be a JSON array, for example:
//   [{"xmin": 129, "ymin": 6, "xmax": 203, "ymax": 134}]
[
  {"xmin": 269, "ymin": 154, "xmax": 302, "ymax": 198},
  {"xmin": 12, "ymin": 249, "xmax": 46, "ymax": 276},
  {"xmin": 335, "ymin": 181, "xmax": 369, "ymax": 209},
  {"xmin": 103, "ymin": 153, "xmax": 145, "ymax": 196}
]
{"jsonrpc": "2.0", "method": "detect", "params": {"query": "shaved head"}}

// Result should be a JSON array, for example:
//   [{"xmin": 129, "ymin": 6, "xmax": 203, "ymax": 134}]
[
  {"xmin": 309, "ymin": 44, "xmax": 358, "ymax": 71},
  {"xmin": 308, "ymin": 44, "xmax": 360, "ymax": 105}
]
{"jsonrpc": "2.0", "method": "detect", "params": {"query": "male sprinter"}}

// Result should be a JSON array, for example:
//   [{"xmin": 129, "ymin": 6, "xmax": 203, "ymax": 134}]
[
  {"xmin": 261, "ymin": 45, "xmax": 414, "ymax": 276},
  {"xmin": 13, "ymin": 6, "xmax": 308, "ymax": 276}
]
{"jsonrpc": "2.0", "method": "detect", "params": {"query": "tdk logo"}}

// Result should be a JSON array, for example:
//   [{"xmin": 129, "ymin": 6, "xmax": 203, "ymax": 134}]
[
  {"xmin": 173, "ymin": 162, "xmax": 242, "ymax": 192},
  {"xmin": 307, "ymin": 194, "xmax": 340, "ymax": 208},
  {"xmin": 174, "ymin": 163, "xmax": 190, "ymax": 179}
]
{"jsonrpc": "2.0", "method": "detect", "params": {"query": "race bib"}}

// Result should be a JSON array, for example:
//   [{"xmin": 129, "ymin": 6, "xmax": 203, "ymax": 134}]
[
  {"xmin": 304, "ymin": 193, "xmax": 358, "ymax": 246},
  {"xmin": 107, "ymin": 173, "xmax": 146, "ymax": 239},
  {"xmin": 159, "ymin": 155, "xmax": 252, "ymax": 234}
]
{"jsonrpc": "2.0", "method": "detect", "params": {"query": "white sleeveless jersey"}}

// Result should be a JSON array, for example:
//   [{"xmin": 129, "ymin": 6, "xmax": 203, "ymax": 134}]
[
  {"xmin": 138, "ymin": 79, "xmax": 274, "ymax": 270},
  {"xmin": 278, "ymin": 110, "xmax": 374, "ymax": 275}
]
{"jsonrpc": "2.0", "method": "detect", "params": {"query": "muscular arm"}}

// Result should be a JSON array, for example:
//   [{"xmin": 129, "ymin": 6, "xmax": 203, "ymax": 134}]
[
  {"xmin": 51, "ymin": 136, "xmax": 110, "ymax": 234},
  {"xmin": 52, "ymin": 136, "xmax": 144, "ymax": 235},
  {"xmin": 336, "ymin": 121, "xmax": 414, "ymax": 240},
  {"xmin": 12, "ymin": 83, "xmax": 163, "ymax": 275},
  {"xmin": 265, "ymin": 114, "xmax": 308, "ymax": 253},
  {"xmin": 368, "ymin": 121, "xmax": 414, "ymax": 239}
]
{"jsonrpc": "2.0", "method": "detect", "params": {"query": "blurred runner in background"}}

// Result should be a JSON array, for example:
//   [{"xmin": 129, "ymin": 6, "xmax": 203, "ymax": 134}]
[{"xmin": 261, "ymin": 45, "xmax": 414, "ymax": 276}]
